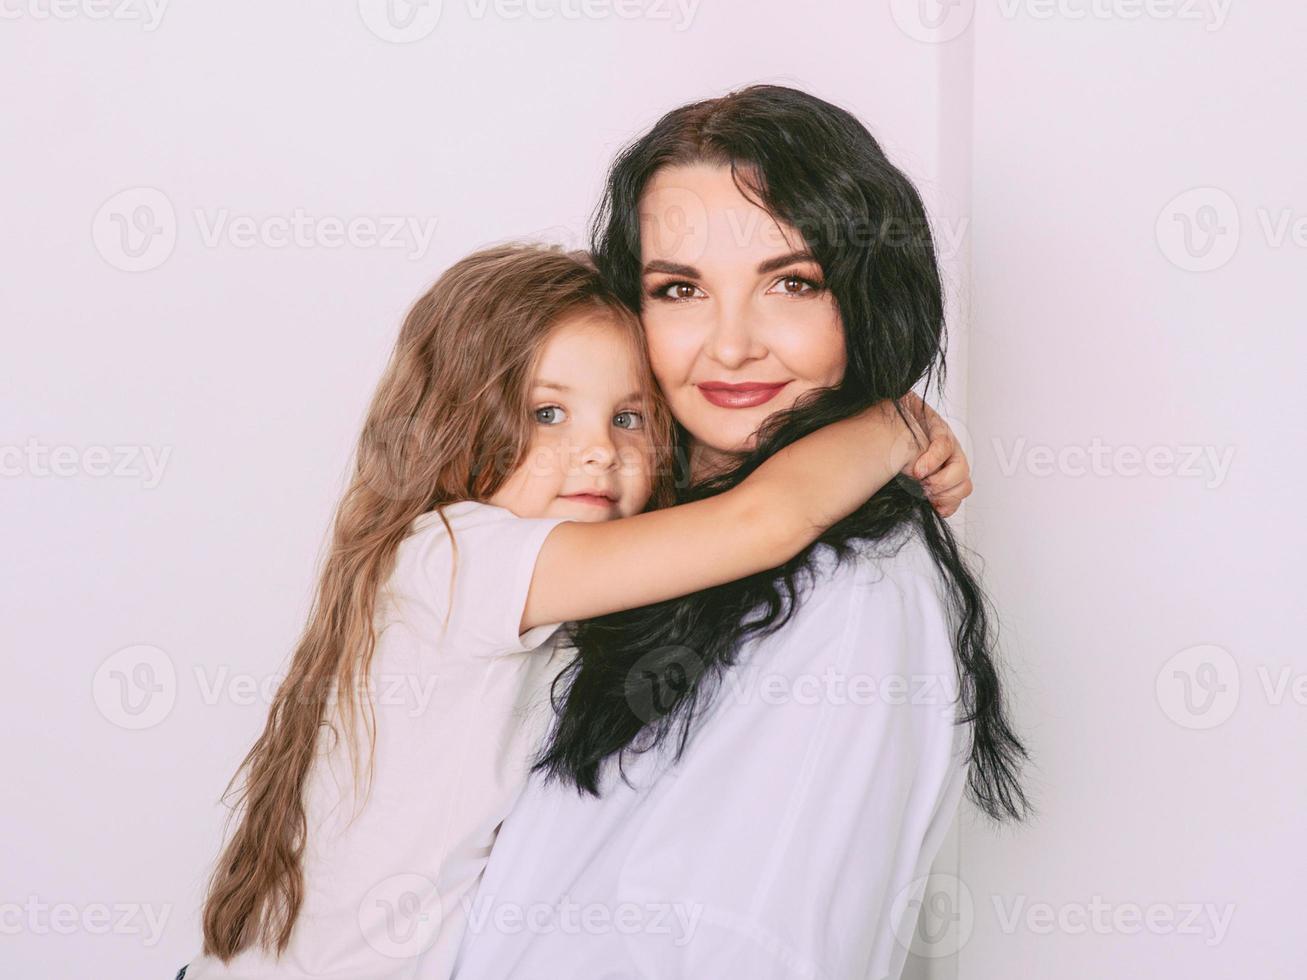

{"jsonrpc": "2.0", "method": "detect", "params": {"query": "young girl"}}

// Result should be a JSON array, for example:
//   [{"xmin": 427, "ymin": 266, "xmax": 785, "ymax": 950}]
[{"xmin": 178, "ymin": 243, "xmax": 966, "ymax": 980}]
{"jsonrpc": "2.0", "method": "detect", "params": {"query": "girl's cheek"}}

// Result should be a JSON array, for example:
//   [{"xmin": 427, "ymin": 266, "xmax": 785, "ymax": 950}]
[
  {"xmin": 615, "ymin": 441, "xmax": 649, "ymax": 477},
  {"xmin": 516, "ymin": 442, "xmax": 563, "ymax": 483}
]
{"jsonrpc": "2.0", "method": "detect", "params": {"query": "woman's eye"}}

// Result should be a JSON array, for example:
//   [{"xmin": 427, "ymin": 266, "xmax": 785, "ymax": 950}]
[
  {"xmin": 614, "ymin": 410, "xmax": 645, "ymax": 431},
  {"xmin": 767, "ymin": 274, "xmax": 821, "ymax": 296},
  {"xmin": 534, "ymin": 405, "xmax": 567, "ymax": 425},
  {"xmin": 651, "ymin": 281, "xmax": 704, "ymax": 302}
]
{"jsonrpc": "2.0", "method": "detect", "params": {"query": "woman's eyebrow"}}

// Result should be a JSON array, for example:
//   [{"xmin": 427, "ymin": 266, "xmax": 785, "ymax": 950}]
[
  {"xmin": 643, "ymin": 251, "xmax": 818, "ymax": 278},
  {"xmin": 642, "ymin": 259, "xmax": 699, "ymax": 277},
  {"xmin": 756, "ymin": 250, "xmax": 818, "ymax": 275}
]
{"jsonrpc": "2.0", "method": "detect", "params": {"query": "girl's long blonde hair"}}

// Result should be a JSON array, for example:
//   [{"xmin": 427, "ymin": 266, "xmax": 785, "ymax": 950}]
[{"xmin": 199, "ymin": 243, "xmax": 675, "ymax": 961}]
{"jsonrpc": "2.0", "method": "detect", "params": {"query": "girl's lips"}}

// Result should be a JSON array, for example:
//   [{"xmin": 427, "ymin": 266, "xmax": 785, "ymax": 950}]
[
  {"xmin": 561, "ymin": 493, "xmax": 616, "ymax": 507},
  {"xmin": 696, "ymin": 382, "xmax": 789, "ymax": 409}
]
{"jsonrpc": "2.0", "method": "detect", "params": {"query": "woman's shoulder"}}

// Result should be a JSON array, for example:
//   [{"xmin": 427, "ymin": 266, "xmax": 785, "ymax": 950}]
[
  {"xmin": 814, "ymin": 522, "xmax": 944, "ymax": 605},
  {"xmin": 803, "ymin": 524, "xmax": 956, "ymax": 672}
]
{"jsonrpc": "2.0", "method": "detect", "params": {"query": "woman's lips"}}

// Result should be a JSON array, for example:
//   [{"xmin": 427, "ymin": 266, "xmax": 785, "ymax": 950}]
[{"xmin": 696, "ymin": 382, "xmax": 789, "ymax": 409}]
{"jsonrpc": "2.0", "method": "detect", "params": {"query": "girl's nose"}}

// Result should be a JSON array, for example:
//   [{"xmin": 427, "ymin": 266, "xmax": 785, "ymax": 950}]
[{"xmin": 576, "ymin": 429, "xmax": 618, "ymax": 471}]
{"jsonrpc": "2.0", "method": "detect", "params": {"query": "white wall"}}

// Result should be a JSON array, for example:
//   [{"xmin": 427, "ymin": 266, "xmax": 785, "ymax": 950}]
[
  {"xmin": 954, "ymin": 2, "xmax": 1305, "ymax": 977},
  {"xmin": 0, "ymin": 5, "xmax": 966, "ymax": 978}
]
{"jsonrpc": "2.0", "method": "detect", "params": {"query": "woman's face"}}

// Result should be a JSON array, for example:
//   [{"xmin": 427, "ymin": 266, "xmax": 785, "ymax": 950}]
[{"xmin": 637, "ymin": 163, "xmax": 847, "ymax": 472}]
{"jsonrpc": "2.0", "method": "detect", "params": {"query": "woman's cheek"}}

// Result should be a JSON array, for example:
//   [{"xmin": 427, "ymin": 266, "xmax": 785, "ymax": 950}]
[
  {"xmin": 774, "ymin": 306, "xmax": 846, "ymax": 387},
  {"xmin": 641, "ymin": 318, "xmax": 690, "ymax": 391}
]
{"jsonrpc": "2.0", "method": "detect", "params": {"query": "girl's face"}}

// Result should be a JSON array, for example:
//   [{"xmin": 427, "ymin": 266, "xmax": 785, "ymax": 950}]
[
  {"xmin": 637, "ymin": 163, "xmax": 847, "ymax": 473},
  {"xmin": 489, "ymin": 311, "xmax": 655, "ymax": 522}
]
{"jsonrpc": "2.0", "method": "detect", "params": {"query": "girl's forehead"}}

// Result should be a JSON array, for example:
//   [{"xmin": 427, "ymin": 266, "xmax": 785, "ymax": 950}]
[{"xmin": 533, "ymin": 315, "xmax": 646, "ymax": 389}]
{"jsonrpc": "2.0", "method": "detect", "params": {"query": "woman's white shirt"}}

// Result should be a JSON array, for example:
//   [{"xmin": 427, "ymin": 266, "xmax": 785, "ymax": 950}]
[
  {"xmin": 451, "ymin": 526, "xmax": 973, "ymax": 980},
  {"xmin": 185, "ymin": 500, "xmax": 572, "ymax": 980}
]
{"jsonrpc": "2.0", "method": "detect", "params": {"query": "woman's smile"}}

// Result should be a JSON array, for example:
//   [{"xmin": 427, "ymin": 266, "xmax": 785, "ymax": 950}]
[{"xmin": 695, "ymin": 380, "xmax": 791, "ymax": 409}]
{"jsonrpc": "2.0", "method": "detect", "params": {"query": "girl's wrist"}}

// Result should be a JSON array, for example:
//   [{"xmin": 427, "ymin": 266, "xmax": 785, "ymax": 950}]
[{"xmin": 854, "ymin": 398, "xmax": 922, "ymax": 477}]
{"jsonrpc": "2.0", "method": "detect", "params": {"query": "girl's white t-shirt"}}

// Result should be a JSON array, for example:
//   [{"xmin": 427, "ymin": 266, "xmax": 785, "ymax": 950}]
[{"xmin": 184, "ymin": 500, "xmax": 573, "ymax": 980}]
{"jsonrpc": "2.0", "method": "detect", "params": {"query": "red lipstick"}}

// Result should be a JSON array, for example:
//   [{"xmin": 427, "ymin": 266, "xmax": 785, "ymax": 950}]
[{"xmin": 696, "ymin": 381, "xmax": 789, "ymax": 409}]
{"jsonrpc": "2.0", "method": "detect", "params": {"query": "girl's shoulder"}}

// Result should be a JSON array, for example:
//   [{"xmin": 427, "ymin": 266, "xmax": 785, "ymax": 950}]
[
  {"xmin": 408, "ymin": 498, "xmax": 519, "ymax": 537},
  {"xmin": 388, "ymin": 499, "xmax": 570, "ymax": 655},
  {"xmin": 397, "ymin": 499, "xmax": 558, "ymax": 586}
]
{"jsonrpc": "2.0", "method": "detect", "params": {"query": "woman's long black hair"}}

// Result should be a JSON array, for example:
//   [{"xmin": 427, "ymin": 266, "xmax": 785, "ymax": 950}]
[{"xmin": 531, "ymin": 84, "xmax": 1032, "ymax": 822}]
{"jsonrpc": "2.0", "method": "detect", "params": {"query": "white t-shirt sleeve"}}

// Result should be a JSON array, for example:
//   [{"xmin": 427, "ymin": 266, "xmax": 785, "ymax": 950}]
[{"xmin": 400, "ymin": 502, "xmax": 574, "ymax": 657}]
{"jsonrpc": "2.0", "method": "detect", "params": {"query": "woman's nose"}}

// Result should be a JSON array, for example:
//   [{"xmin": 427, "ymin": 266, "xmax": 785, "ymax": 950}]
[{"xmin": 704, "ymin": 296, "xmax": 765, "ymax": 369}]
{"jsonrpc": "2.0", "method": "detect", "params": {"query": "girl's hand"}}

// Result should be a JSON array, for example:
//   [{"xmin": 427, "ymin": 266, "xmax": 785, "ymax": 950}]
[{"xmin": 899, "ymin": 393, "xmax": 973, "ymax": 518}]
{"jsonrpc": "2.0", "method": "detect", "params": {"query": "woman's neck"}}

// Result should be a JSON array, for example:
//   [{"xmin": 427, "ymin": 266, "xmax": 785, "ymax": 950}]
[{"xmin": 687, "ymin": 439, "xmax": 747, "ymax": 485}]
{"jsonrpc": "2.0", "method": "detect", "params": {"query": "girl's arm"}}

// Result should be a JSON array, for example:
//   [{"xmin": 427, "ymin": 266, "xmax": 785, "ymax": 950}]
[{"xmin": 520, "ymin": 395, "xmax": 932, "ymax": 632}]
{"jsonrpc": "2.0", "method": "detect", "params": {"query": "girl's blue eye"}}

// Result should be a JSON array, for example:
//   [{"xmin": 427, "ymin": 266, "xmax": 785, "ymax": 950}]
[
  {"xmin": 534, "ymin": 405, "xmax": 567, "ymax": 425},
  {"xmin": 614, "ymin": 410, "xmax": 645, "ymax": 431}
]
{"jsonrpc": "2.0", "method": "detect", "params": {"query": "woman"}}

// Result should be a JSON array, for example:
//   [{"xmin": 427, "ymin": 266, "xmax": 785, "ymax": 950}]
[{"xmin": 450, "ymin": 85, "xmax": 1031, "ymax": 978}]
